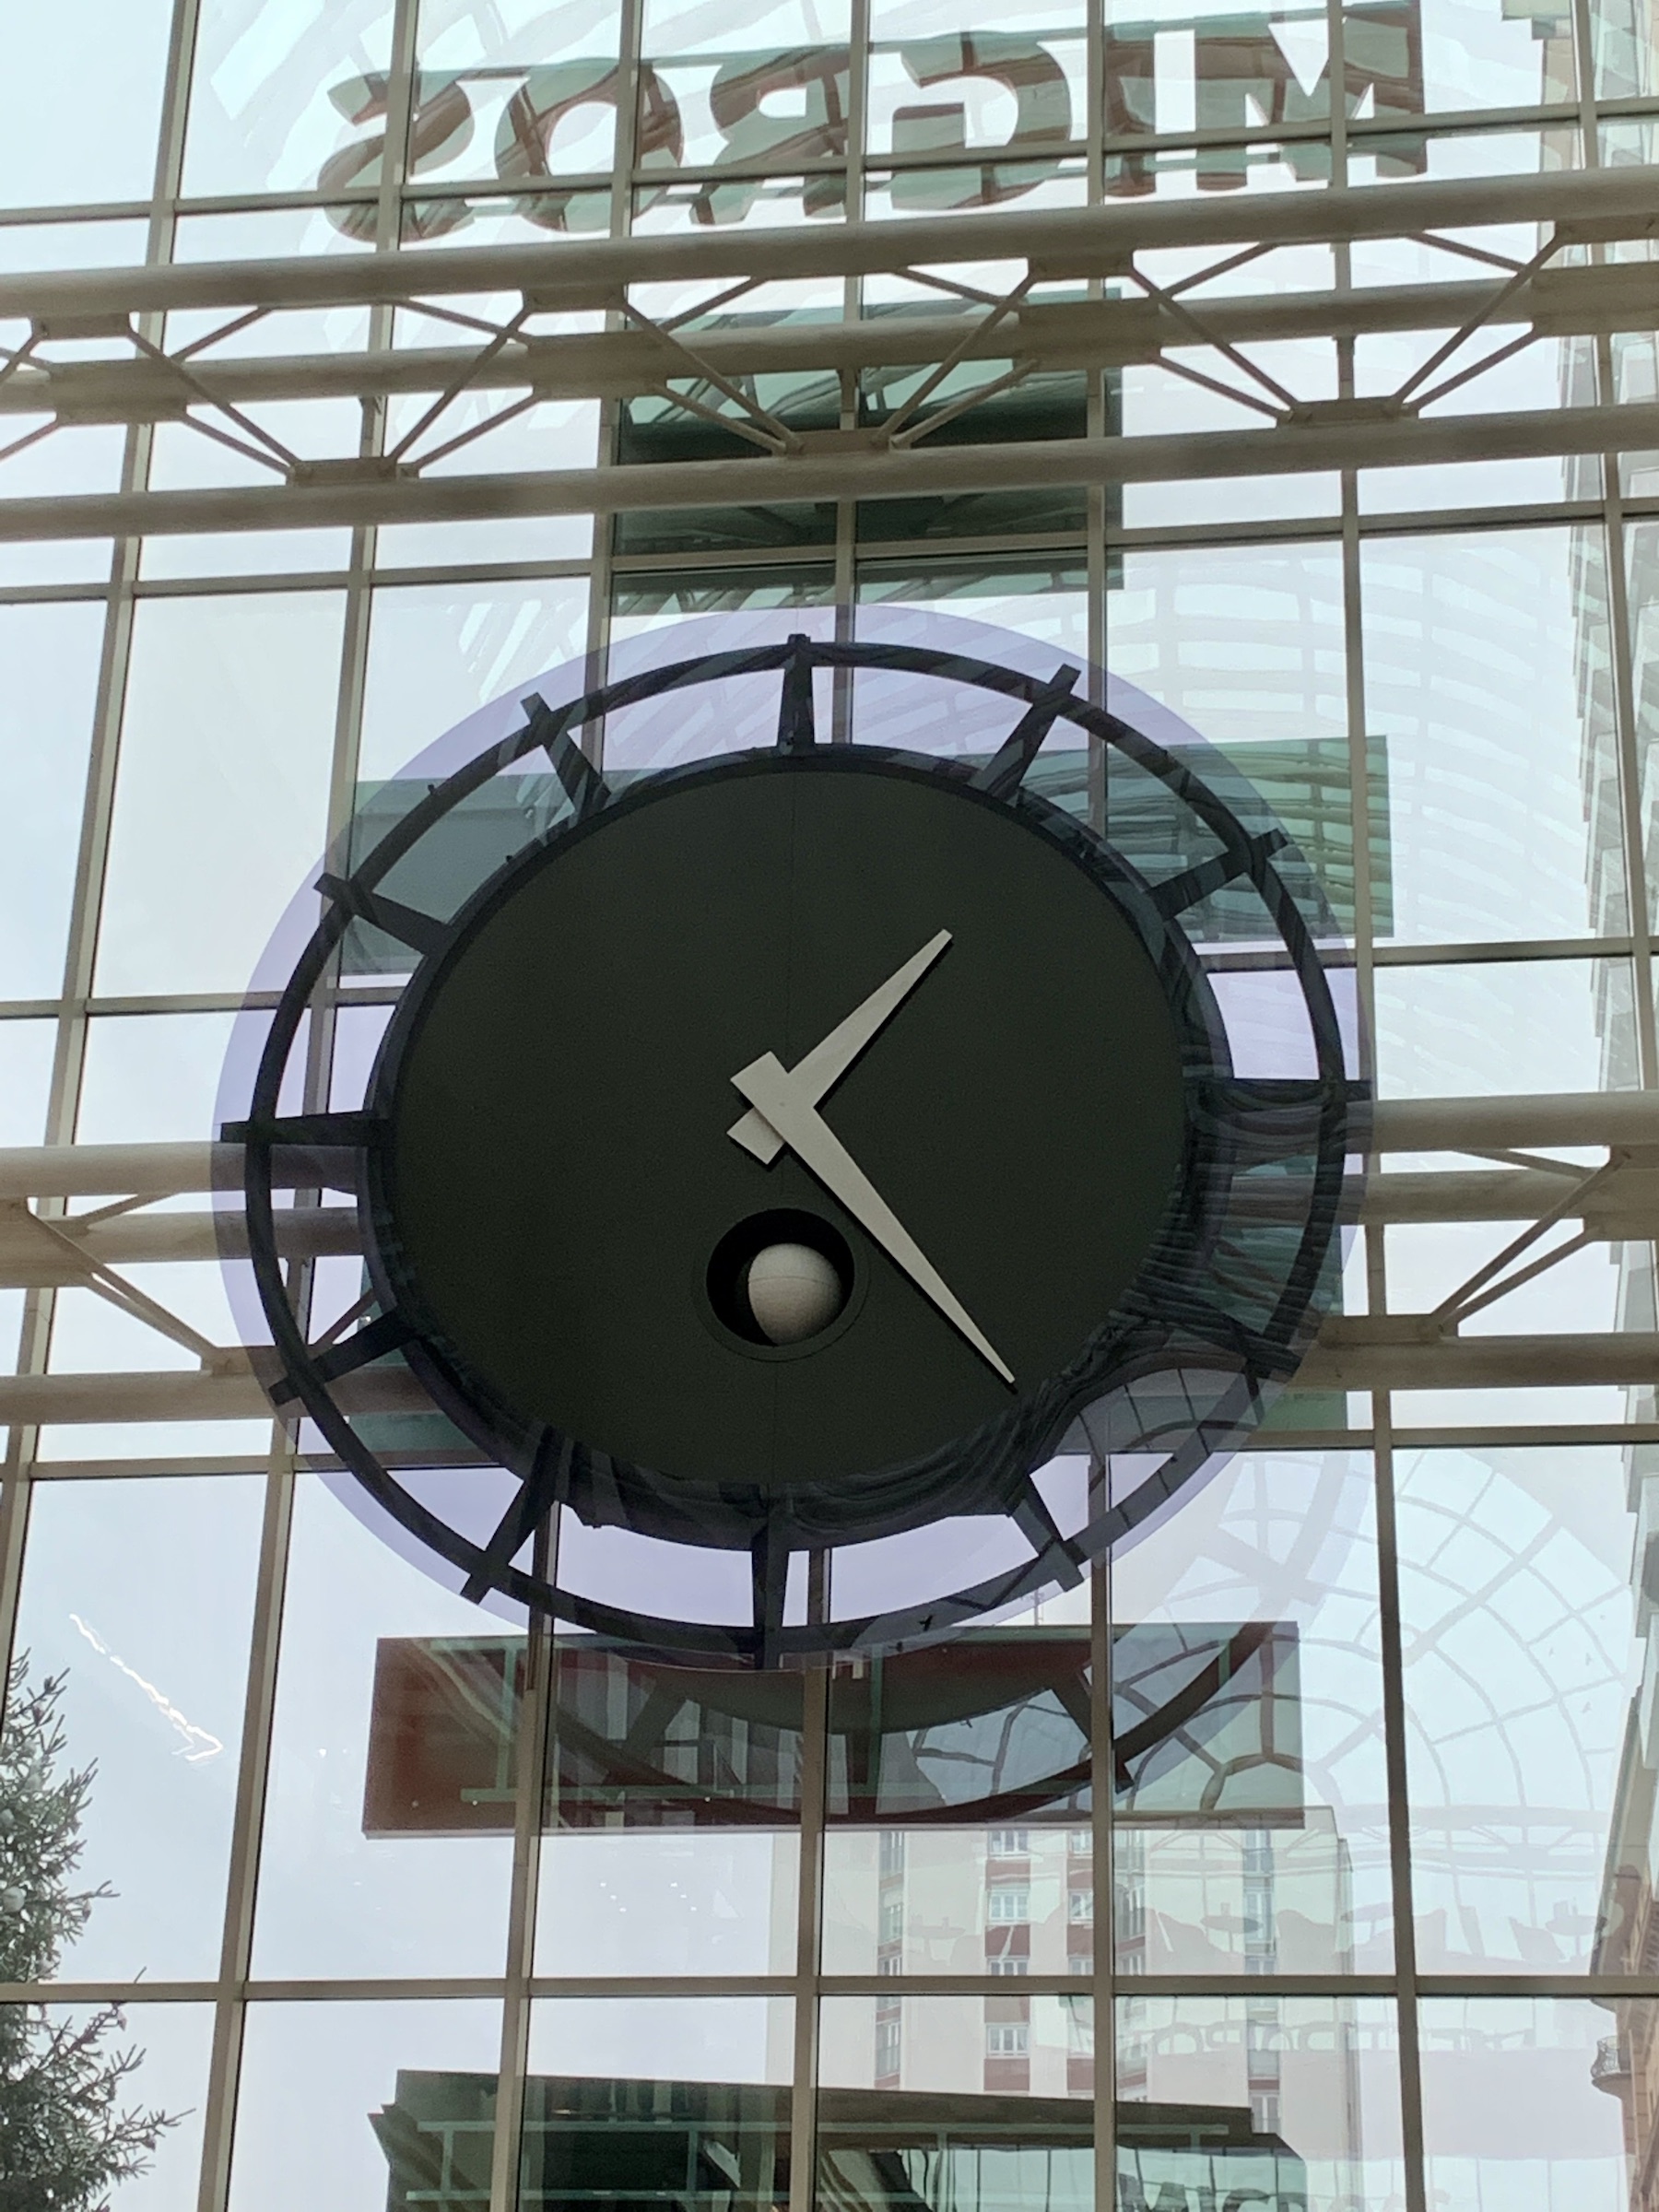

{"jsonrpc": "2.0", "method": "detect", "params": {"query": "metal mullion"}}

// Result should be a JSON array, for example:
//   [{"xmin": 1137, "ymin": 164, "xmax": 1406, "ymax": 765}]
[
  {"xmin": 488, "ymin": 1525, "xmax": 557, "ymax": 2212},
  {"xmin": 835, "ymin": 0, "xmax": 869, "ymax": 665},
  {"xmin": 194, "ymin": 1438, "xmax": 297, "ymax": 2212},
  {"xmin": 1090, "ymin": 1515, "xmax": 1114, "ymax": 2212},
  {"xmin": 1373, "ymin": 1402, "xmax": 1428, "ymax": 2212},
  {"xmin": 788, "ymin": 1652, "xmax": 829, "ymax": 2212},
  {"xmin": 586, "ymin": 0, "xmax": 645, "ymax": 759},
  {"xmin": 1595, "ymin": 438, "xmax": 1658, "ymax": 1084}
]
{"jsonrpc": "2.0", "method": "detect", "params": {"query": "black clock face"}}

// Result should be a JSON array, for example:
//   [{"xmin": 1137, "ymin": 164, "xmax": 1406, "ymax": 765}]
[
  {"xmin": 221, "ymin": 627, "xmax": 1357, "ymax": 1663},
  {"xmin": 371, "ymin": 753, "xmax": 1189, "ymax": 1529}
]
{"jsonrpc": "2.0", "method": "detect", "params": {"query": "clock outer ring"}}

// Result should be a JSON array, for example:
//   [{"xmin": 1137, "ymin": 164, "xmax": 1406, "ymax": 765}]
[{"xmin": 225, "ymin": 631, "xmax": 1359, "ymax": 1663}]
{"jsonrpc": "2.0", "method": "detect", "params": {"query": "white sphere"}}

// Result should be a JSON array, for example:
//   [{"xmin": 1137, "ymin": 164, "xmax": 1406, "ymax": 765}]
[{"xmin": 746, "ymin": 1241, "xmax": 844, "ymax": 1345}]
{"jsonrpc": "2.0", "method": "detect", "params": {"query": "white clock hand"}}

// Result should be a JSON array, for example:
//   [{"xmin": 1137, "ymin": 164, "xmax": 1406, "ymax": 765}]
[
  {"xmin": 728, "ymin": 929, "xmax": 951, "ymax": 1165},
  {"xmin": 730, "ymin": 1049, "xmax": 1015, "ymax": 1387}
]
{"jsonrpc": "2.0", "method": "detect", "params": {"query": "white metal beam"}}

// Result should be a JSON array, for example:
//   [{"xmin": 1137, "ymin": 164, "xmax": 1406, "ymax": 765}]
[
  {"xmin": 1, "ymin": 1323, "xmax": 1654, "ymax": 1423},
  {"xmin": 2, "ymin": 166, "xmax": 1656, "ymax": 324},
  {"xmin": 6, "ymin": 266, "xmax": 1656, "ymax": 426},
  {"xmin": 1, "ymin": 1095, "xmax": 1649, "ymax": 1202},
  {"xmin": 5, "ymin": 397, "xmax": 1659, "ymax": 540}
]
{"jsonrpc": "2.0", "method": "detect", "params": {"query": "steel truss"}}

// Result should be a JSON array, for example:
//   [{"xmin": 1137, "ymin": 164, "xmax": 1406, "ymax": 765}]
[
  {"xmin": 3, "ymin": 164, "xmax": 1659, "ymax": 540},
  {"xmin": 2, "ymin": 1088, "xmax": 1655, "ymax": 1420}
]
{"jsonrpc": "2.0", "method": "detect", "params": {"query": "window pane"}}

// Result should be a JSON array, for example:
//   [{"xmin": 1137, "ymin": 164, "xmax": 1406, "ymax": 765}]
[
  {"xmin": 825, "ymin": 1824, "xmax": 1084, "ymax": 1977},
  {"xmin": 819, "ymin": 1992, "xmax": 1091, "ymax": 2145},
  {"xmin": 0, "ymin": 2002, "xmax": 214, "ymax": 2212},
  {"xmin": 7, "ymin": 1476, "xmax": 264, "ymax": 1979},
  {"xmin": 251, "ymin": 1476, "xmax": 515, "ymax": 1978},
  {"xmin": 0, "ymin": 10, "xmax": 173, "ymax": 209},
  {"xmin": 1361, "ymin": 528, "xmax": 1622, "ymax": 946},
  {"xmin": 1375, "ymin": 958, "xmax": 1639, "ymax": 1096},
  {"xmin": 0, "ymin": 602, "xmax": 100, "ymax": 1000},
  {"xmin": 1112, "ymin": 1449, "xmax": 1392, "ymax": 1974},
  {"xmin": 1401, "ymin": 1447, "xmax": 1644, "ymax": 1976},
  {"xmin": 524, "ymin": 1999, "xmax": 794, "ymax": 2210},
  {"xmin": 229, "ymin": 1999, "xmax": 500, "ymax": 2212},
  {"xmin": 359, "ymin": 579, "xmax": 591, "ymax": 779},
  {"xmin": 95, "ymin": 594, "xmax": 345, "ymax": 997},
  {"xmin": 1418, "ymin": 1997, "xmax": 1639, "ymax": 2209},
  {"xmin": 1116, "ymin": 1994, "xmax": 1402, "ymax": 2206},
  {"xmin": 183, "ymin": 0, "xmax": 396, "ymax": 199}
]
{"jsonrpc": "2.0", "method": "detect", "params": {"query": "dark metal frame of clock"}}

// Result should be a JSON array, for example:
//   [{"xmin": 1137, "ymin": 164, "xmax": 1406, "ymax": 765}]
[{"xmin": 225, "ymin": 632, "xmax": 1364, "ymax": 1665}]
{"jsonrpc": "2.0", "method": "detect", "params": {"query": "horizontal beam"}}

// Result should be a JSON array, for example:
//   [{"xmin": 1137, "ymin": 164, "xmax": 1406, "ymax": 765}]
[
  {"xmin": 3, "ymin": 1325, "xmax": 1654, "ymax": 1424},
  {"xmin": 6, "ymin": 397, "xmax": 1659, "ymax": 541},
  {"xmin": 3, "ymin": 165, "xmax": 1656, "ymax": 324},
  {"xmin": 0, "ymin": 1171, "xmax": 1641, "ymax": 1286},
  {"xmin": 1371, "ymin": 1090, "xmax": 1659, "ymax": 1150},
  {"xmin": 2, "ymin": 1098, "xmax": 1651, "ymax": 1199},
  {"xmin": 1298, "ymin": 1327, "xmax": 1659, "ymax": 1393},
  {"xmin": 12, "ymin": 265, "xmax": 1658, "ymax": 425}
]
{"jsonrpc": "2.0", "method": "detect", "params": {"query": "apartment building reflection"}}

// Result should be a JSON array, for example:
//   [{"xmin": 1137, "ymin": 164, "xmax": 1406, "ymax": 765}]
[{"xmin": 359, "ymin": 1622, "xmax": 1354, "ymax": 2206}]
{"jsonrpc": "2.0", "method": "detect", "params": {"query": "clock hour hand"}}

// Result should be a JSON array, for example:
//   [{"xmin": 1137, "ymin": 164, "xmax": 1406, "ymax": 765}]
[
  {"xmin": 728, "ymin": 929, "xmax": 951, "ymax": 1166},
  {"xmin": 730, "ymin": 1049, "xmax": 1015, "ymax": 1387}
]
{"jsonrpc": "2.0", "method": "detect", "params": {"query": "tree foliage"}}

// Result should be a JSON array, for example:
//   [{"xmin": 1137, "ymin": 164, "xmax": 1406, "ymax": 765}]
[{"xmin": 0, "ymin": 1657, "xmax": 176, "ymax": 2210}]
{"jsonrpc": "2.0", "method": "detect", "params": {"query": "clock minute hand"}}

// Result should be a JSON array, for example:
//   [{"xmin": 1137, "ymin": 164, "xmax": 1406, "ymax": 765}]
[
  {"xmin": 728, "ymin": 929, "xmax": 952, "ymax": 1167},
  {"xmin": 730, "ymin": 1050, "xmax": 1015, "ymax": 1387}
]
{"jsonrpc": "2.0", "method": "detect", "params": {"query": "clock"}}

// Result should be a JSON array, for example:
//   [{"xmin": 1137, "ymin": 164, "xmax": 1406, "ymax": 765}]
[{"xmin": 222, "ymin": 624, "xmax": 1358, "ymax": 1664}]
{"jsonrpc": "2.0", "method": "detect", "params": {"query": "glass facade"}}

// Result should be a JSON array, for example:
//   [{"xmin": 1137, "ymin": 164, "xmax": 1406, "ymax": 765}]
[{"xmin": 4, "ymin": 0, "xmax": 1659, "ymax": 2206}]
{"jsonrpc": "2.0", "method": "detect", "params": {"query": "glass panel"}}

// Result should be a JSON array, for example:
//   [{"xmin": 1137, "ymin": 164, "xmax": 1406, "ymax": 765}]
[
  {"xmin": 359, "ymin": 578, "xmax": 592, "ymax": 778},
  {"xmin": 824, "ymin": 1821, "xmax": 1088, "ymax": 1977},
  {"xmin": 0, "ymin": 2001, "xmax": 214, "ymax": 2212},
  {"xmin": 229, "ymin": 1999, "xmax": 501, "ymax": 2212},
  {"xmin": 1385, "ymin": 1219, "xmax": 1630, "ymax": 1336},
  {"xmin": 94, "ymin": 594, "xmax": 346, "ymax": 997},
  {"xmin": 140, "ymin": 397, "xmax": 358, "ymax": 579},
  {"xmin": 76, "ymin": 1011, "xmax": 240, "ymax": 1145},
  {"xmin": 1116, "ymin": 1994, "xmax": 1402, "ymax": 2205},
  {"xmin": 865, "ymin": 156, "xmax": 1088, "ymax": 218},
  {"xmin": 1418, "ymin": 1996, "xmax": 1642, "ymax": 2207},
  {"xmin": 869, "ymin": 13, "xmax": 1086, "ymax": 194},
  {"xmin": 1112, "ymin": 1449, "xmax": 1392, "ymax": 1973},
  {"xmin": 1592, "ymin": 0, "xmax": 1659, "ymax": 96},
  {"xmin": 1106, "ymin": 542, "xmax": 1377, "ymax": 932},
  {"xmin": 818, "ymin": 1994, "xmax": 1090, "ymax": 2179},
  {"xmin": 523, "ymin": 1999, "xmax": 794, "ymax": 2209},
  {"xmin": 1622, "ymin": 524, "xmax": 1659, "ymax": 935},
  {"xmin": 6, "ymin": 1477, "xmax": 263, "ymax": 1980},
  {"xmin": 0, "ymin": 429, "xmax": 126, "ymax": 591},
  {"xmin": 183, "ymin": 0, "xmax": 396, "ymax": 199},
  {"xmin": 1361, "ymin": 528, "xmax": 1622, "ymax": 945},
  {"xmin": 855, "ymin": 562, "xmax": 1088, "ymax": 656},
  {"xmin": 0, "ymin": 602, "xmax": 100, "ymax": 1000},
  {"xmin": 1374, "ymin": 957, "xmax": 1639, "ymax": 1095},
  {"xmin": 251, "ymin": 1476, "xmax": 516, "ymax": 1978},
  {"xmin": 1404, "ymin": 0, "xmax": 1572, "ymax": 113},
  {"xmin": 374, "ymin": 396, "xmax": 598, "ymax": 569},
  {"xmin": 0, "ymin": 10, "xmax": 173, "ymax": 210},
  {"xmin": 534, "ymin": 1828, "xmax": 801, "ymax": 1975},
  {"xmin": 0, "ymin": 1018, "xmax": 55, "ymax": 1143},
  {"xmin": 1400, "ymin": 1447, "xmax": 1645, "ymax": 1976},
  {"xmin": 612, "ymin": 563, "xmax": 837, "ymax": 629},
  {"xmin": 1098, "ymin": 0, "xmax": 1430, "ymax": 179},
  {"xmin": 0, "ymin": 219, "xmax": 149, "ymax": 272},
  {"xmin": 48, "ymin": 1014, "xmax": 266, "ymax": 1462}
]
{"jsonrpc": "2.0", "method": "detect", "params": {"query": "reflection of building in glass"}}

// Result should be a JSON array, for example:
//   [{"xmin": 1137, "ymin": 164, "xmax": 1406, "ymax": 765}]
[
  {"xmin": 361, "ymin": 1623, "xmax": 1360, "ymax": 2196},
  {"xmin": 370, "ymin": 2072, "xmax": 1308, "ymax": 2211},
  {"xmin": 362, "ymin": 1625, "xmax": 1304, "ymax": 1835}
]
